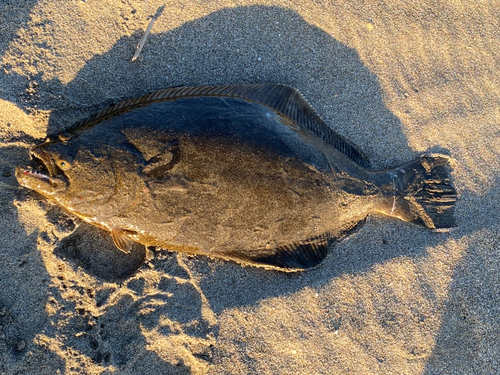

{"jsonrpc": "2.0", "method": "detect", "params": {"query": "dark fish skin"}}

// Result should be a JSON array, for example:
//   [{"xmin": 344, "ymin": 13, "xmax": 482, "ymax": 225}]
[{"xmin": 16, "ymin": 84, "xmax": 457, "ymax": 271}]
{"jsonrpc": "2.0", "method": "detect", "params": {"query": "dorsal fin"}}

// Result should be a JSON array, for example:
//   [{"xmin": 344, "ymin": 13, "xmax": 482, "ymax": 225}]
[{"xmin": 66, "ymin": 84, "xmax": 369, "ymax": 168}]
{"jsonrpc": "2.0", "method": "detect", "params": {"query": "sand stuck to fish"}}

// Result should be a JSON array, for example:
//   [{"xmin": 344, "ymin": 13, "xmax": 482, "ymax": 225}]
[{"xmin": 0, "ymin": 1, "xmax": 499, "ymax": 374}]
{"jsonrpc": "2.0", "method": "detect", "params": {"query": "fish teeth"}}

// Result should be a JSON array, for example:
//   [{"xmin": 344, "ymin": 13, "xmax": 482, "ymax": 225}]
[{"xmin": 24, "ymin": 169, "xmax": 50, "ymax": 181}]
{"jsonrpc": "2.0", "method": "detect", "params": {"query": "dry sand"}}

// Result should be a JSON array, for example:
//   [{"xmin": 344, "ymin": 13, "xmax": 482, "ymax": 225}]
[{"xmin": 1, "ymin": 1, "xmax": 499, "ymax": 374}]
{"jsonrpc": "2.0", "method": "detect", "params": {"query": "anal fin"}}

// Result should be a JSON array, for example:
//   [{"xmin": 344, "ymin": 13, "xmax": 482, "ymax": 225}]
[{"xmin": 253, "ymin": 234, "xmax": 330, "ymax": 270}]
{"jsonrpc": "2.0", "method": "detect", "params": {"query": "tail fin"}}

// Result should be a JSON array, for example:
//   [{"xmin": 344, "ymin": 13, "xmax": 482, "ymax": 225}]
[{"xmin": 395, "ymin": 154, "xmax": 457, "ymax": 230}]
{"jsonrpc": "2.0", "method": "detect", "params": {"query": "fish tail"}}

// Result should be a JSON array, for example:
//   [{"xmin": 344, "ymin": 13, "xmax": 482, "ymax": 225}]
[{"xmin": 385, "ymin": 154, "xmax": 457, "ymax": 230}]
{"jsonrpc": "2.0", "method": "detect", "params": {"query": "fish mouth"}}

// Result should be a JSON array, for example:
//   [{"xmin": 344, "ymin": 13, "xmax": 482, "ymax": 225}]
[
  {"xmin": 30, "ymin": 147, "xmax": 58, "ymax": 177},
  {"xmin": 15, "ymin": 146, "xmax": 68, "ymax": 193}
]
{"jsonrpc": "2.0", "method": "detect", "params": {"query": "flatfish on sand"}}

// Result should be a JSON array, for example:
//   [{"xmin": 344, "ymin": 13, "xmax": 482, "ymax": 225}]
[{"xmin": 16, "ymin": 84, "xmax": 457, "ymax": 270}]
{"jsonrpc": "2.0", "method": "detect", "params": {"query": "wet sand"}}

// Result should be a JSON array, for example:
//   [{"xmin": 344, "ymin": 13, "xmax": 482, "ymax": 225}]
[{"xmin": 0, "ymin": 1, "xmax": 499, "ymax": 374}]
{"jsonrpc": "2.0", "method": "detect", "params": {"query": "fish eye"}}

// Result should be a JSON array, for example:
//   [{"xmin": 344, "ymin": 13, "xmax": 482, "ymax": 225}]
[{"xmin": 58, "ymin": 160, "xmax": 70, "ymax": 169}]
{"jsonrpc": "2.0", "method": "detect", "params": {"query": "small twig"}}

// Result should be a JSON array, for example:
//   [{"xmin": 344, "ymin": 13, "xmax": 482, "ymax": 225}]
[
  {"xmin": 132, "ymin": 5, "xmax": 165, "ymax": 62},
  {"xmin": 132, "ymin": 15, "xmax": 157, "ymax": 61}
]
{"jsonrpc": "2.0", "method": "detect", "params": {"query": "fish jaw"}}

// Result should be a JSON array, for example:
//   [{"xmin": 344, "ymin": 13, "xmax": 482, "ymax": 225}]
[
  {"xmin": 16, "ymin": 146, "xmax": 68, "ymax": 195},
  {"xmin": 15, "ymin": 167, "xmax": 68, "ymax": 195}
]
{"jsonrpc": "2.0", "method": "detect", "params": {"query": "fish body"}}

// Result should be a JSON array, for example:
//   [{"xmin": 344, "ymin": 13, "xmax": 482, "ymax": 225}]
[{"xmin": 16, "ymin": 84, "xmax": 457, "ymax": 270}]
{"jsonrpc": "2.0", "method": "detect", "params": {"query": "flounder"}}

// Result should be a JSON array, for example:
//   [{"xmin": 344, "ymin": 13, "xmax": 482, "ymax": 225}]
[{"xmin": 16, "ymin": 84, "xmax": 457, "ymax": 271}]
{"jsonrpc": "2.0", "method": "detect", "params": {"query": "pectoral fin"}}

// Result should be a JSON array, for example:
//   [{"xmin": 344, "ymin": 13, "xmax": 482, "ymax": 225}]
[
  {"xmin": 142, "ymin": 142, "xmax": 181, "ymax": 179},
  {"xmin": 111, "ymin": 229, "xmax": 135, "ymax": 254},
  {"xmin": 122, "ymin": 127, "xmax": 181, "ymax": 179}
]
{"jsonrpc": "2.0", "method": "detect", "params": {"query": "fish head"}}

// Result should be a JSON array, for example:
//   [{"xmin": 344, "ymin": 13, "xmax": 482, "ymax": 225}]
[
  {"xmin": 16, "ymin": 142, "xmax": 70, "ymax": 195},
  {"xmin": 16, "ymin": 138, "xmax": 139, "ymax": 217}
]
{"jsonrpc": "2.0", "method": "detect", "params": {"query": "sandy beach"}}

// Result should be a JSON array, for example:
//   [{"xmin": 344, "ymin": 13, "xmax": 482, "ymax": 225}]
[{"xmin": 1, "ymin": 1, "xmax": 499, "ymax": 374}]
